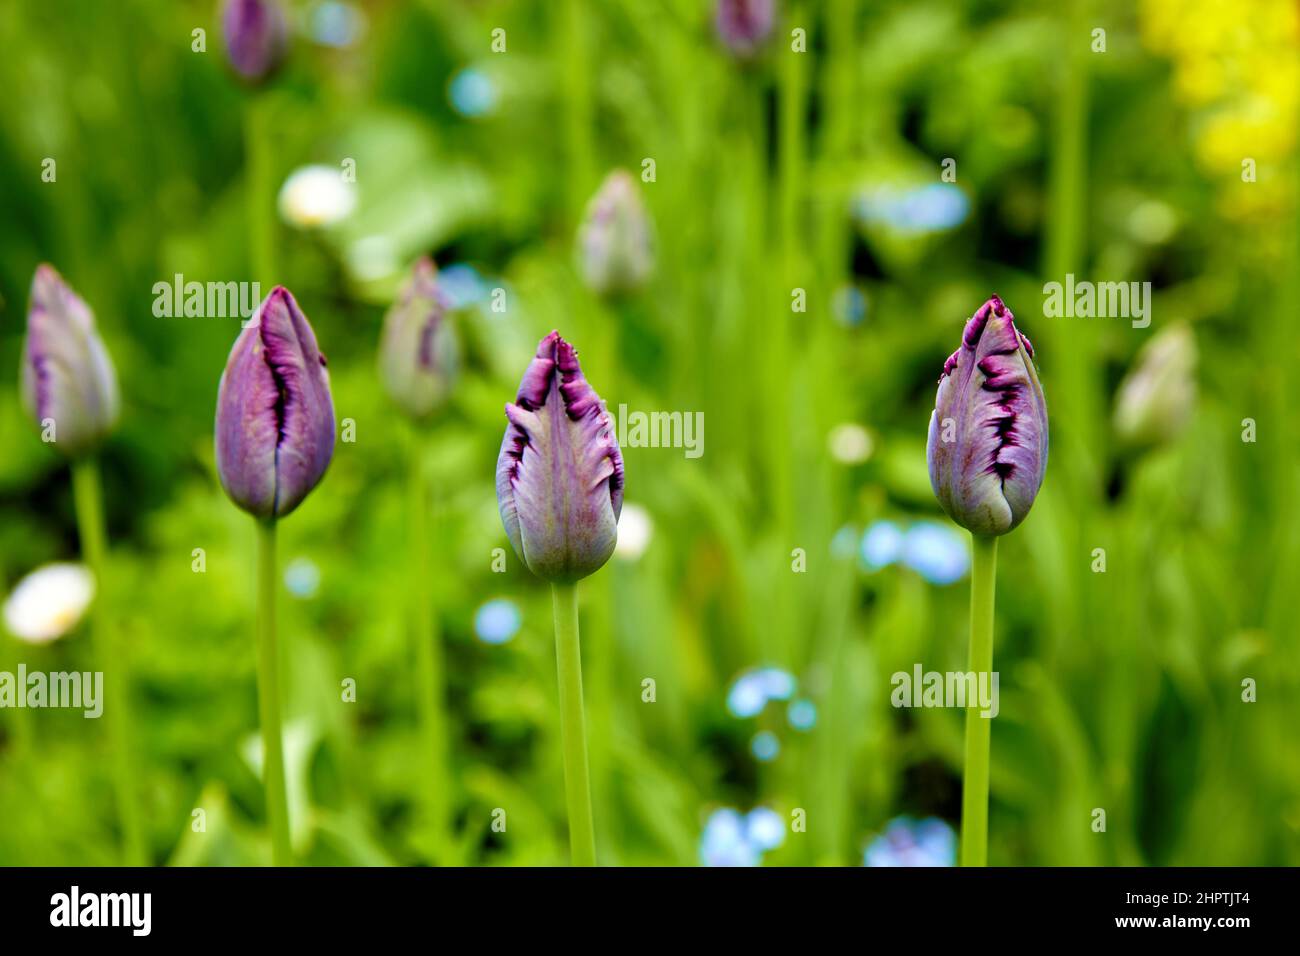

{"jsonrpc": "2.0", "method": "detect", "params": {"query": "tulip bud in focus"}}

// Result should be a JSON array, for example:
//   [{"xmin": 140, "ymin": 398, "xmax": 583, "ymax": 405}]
[
  {"xmin": 927, "ymin": 296, "xmax": 1048, "ymax": 537},
  {"xmin": 221, "ymin": 0, "xmax": 289, "ymax": 82},
  {"xmin": 215, "ymin": 287, "xmax": 335, "ymax": 519},
  {"xmin": 1113, "ymin": 324, "xmax": 1197, "ymax": 451},
  {"xmin": 496, "ymin": 332, "xmax": 624, "ymax": 582},
  {"xmin": 378, "ymin": 258, "xmax": 459, "ymax": 420},
  {"xmin": 715, "ymin": 0, "xmax": 776, "ymax": 59},
  {"xmin": 21, "ymin": 265, "xmax": 120, "ymax": 459},
  {"xmin": 577, "ymin": 170, "xmax": 654, "ymax": 297}
]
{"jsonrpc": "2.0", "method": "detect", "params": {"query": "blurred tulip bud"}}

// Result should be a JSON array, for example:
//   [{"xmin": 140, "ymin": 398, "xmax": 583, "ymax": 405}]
[
  {"xmin": 221, "ymin": 0, "xmax": 289, "ymax": 82},
  {"xmin": 715, "ymin": 0, "xmax": 775, "ymax": 59},
  {"xmin": 577, "ymin": 170, "xmax": 653, "ymax": 296},
  {"xmin": 496, "ymin": 332, "xmax": 624, "ymax": 582},
  {"xmin": 927, "ymin": 296, "xmax": 1048, "ymax": 536},
  {"xmin": 378, "ymin": 258, "xmax": 459, "ymax": 420},
  {"xmin": 1113, "ymin": 324, "xmax": 1197, "ymax": 450},
  {"xmin": 21, "ymin": 265, "xmax": 120, "ymax": 458},
  {"xmin": 215, "ymin": 287, "xmax": 335, "ymax": 519}
]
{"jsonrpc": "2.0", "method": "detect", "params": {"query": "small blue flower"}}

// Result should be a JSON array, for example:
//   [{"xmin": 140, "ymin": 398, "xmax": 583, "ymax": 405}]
[
  {"xmin": 751, "ymin": 730, "xmax": 780, "ymax": 762},
  {"xmin": 700, "ymin": 808, "xmax": 760, "ymax": 867},
  {"xmin": 831, "ymin": 524, "xmax": 859, "ymax": 559},
  {"xmin": 860, "ymin": 520, "xmax": 905, "ymax": 571},
  {"xmin": 284, "ymin": 557, "xmax": 321, "ymax": 599},
  {"xmin": 726, "ymin": 666, "xmax": 796, "ymax": 718},
  {"xmin": 756, "ymin": 667, "xmax": 795, "ymax": 701},
  {"xmin": 746, "ymin": 807, "xmax": 785, "ymax": 852},
  {"xmin": 726, "ymin": 674, "xmax": 768, "ymax": 718},
  {"xmin": 833, "ymin": 284, "xmax": 868, "ymax": 327},
  {"xmin": 307, "ymin": 1, "xmax": 367, "ymax": 49},
  {"xmin": 787, "ymin": 698, "xmax": 817, "ymax": 731},
  {"xmin": 449, "ymin": 67, "xmax": 498, "ymax": 118},
  {"xmin": 901, "ymin": 521, "xmax": 969, "ymax": 585},
  {"xmin": 474, "ymin": 598, "xmax": 521, "ymax": 645},
  {"xmin": 855, "ymin": 183, "xmax": 969, "ymax": 235},
  {"xmin": 438, "ymin": 263, "xmax": 489, "ymax": 309},
  {"xmin": 864, "ymin": 816, "xmax": 956, "ymax": 867}
]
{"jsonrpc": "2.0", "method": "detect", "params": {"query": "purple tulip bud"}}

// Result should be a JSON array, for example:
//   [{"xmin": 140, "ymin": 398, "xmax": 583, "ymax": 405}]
[
  {"xmin": 577, "ymin": 170, "xmax": 654, "ymax": 296},
  {"xmin": 378, "ymin": 257, "xmax": 459, "ymax": 420},
  {"xmin": 215, "ymin": 287, "xmax": 335, "ymax": 519},
  {"xmin": 496, "ymin": 332, "xmax": 624, "ymax": 582},
  {"xmin": 221, "ymin": 0, "xmax": 289, "ymax": 82},
  {"xmin": 715, "ymin": 0, "xmax": 775, "ymax": 59},
  {"xmin": 21, "ymin": 264, "xmax": 120, "ymax": 458},
  {"xmin": 927, "ymin": 296, "xmax": 1048, "ymax": 536}
]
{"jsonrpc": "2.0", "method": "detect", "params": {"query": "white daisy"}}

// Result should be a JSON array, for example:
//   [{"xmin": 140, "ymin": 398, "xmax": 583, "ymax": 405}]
[
  {"xmin": 278, "ymin": 164, "xmax": 357, "ymax": 229},
  {"xmin": 3, "ymin": 563, "xmax": 96, "ymax": 645},
  {"xmin": 614, "ymin": 502, "xmax": 653, "ymax": 561}
]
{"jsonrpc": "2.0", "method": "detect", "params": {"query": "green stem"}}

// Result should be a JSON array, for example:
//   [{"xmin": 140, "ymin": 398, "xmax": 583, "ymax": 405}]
[
  {"xmin": 550, "ymin": 581, "xmax": 596, "ymax": 866},
  {"xmin": 408, "ymin": 428, "xmax": 449, "ymax": 858},
  {"xmin": 244, "ymin": 93, "xmax": 276, "ymax": 288},
  {"xmin": 4, "ymin": 637, "xmax": 34, "ymax": 759},
  {"xmin": 768, "ymin": 0, "xmax": 806, "ymax": 540},
  {"xmin": 960, "ymin": 534, "xmax": 998, "ymax": 867},
  {"xmin": 255, "ymin": 518, "xmax": 291, "ymax": 866},
  {"xmin": 71, "ymin": 457, "xmax": 146, "ymax": 866},
  {"xmin": 559, "ymin": 0, "xmax": 593, "ymax": 223}
]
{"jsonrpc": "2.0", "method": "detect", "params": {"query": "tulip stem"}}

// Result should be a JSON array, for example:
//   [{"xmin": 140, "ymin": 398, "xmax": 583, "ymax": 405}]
[
  {"xmin": 245, "ymin": 92, "xmax": 276, "ymax": 289},
  {"xmin": 71, "ymin": 457, "xmax": 146, "ymax": 866},
  {"xmin": 254, "ymin": 518, "xmax": 292, "ymax": 866},
  {"xmin": 960, "ymin": 533, "xmax": 998, "ymax": 867},
  {"xmin": 408, "ymin": 428, "xmax": 450, "ymax": 859},
  {"xmin": 550, "ymin": 581, "xmax": 596, "ymax": 866}
]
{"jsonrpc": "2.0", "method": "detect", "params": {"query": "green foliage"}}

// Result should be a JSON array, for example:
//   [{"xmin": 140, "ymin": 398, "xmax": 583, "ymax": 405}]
[{"xmin": 0, "ymin": 0, "xmax": 1296, "ymax": 866}]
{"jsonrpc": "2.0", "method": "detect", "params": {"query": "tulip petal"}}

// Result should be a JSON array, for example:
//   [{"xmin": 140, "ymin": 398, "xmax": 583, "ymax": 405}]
[
  {"xmin": 21, "ymin": 265, "xmax": 120, "ymax": 458},
  {"xmin": 496, "ymin": 332, "xmax": 623, "ymax": 582},
  {"xmin": 215, "ymin": 287, "xmax": 335, "ymax": 519},
  {"xmin": 716, "ymin": 0, "xmax": 776, "ymax": 58},
  {"xmin": 221, "ymin": 0, "xmax": 288, "ymax": 81}
]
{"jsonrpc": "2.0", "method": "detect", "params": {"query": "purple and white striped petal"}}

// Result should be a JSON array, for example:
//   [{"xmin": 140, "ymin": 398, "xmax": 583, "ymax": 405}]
[
  {"xmin": 215, "ymin": 286, "xmax": 335, "ymax": 519},
  {"xmin": 496, "ymin": 332, "xmax": 624, "ymax": 582},
  {"xmin": 21, "ymin": 264, "xmax": 120, "ymax": 458},
  {"xmin": 926, "ymin": 296, "xmax": 1047, "ymax": 536}
]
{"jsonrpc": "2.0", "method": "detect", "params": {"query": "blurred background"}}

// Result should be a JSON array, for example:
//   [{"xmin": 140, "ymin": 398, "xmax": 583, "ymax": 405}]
[{"xmin": 1, "ymin": 0, "xmax": 1298, "ymax": 866}]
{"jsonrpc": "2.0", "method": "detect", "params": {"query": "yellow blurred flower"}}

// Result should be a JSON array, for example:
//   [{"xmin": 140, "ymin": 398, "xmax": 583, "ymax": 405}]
[{"xmin": 1141, "ymin": 0, "xmax": 1300, "ymax": 220}]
